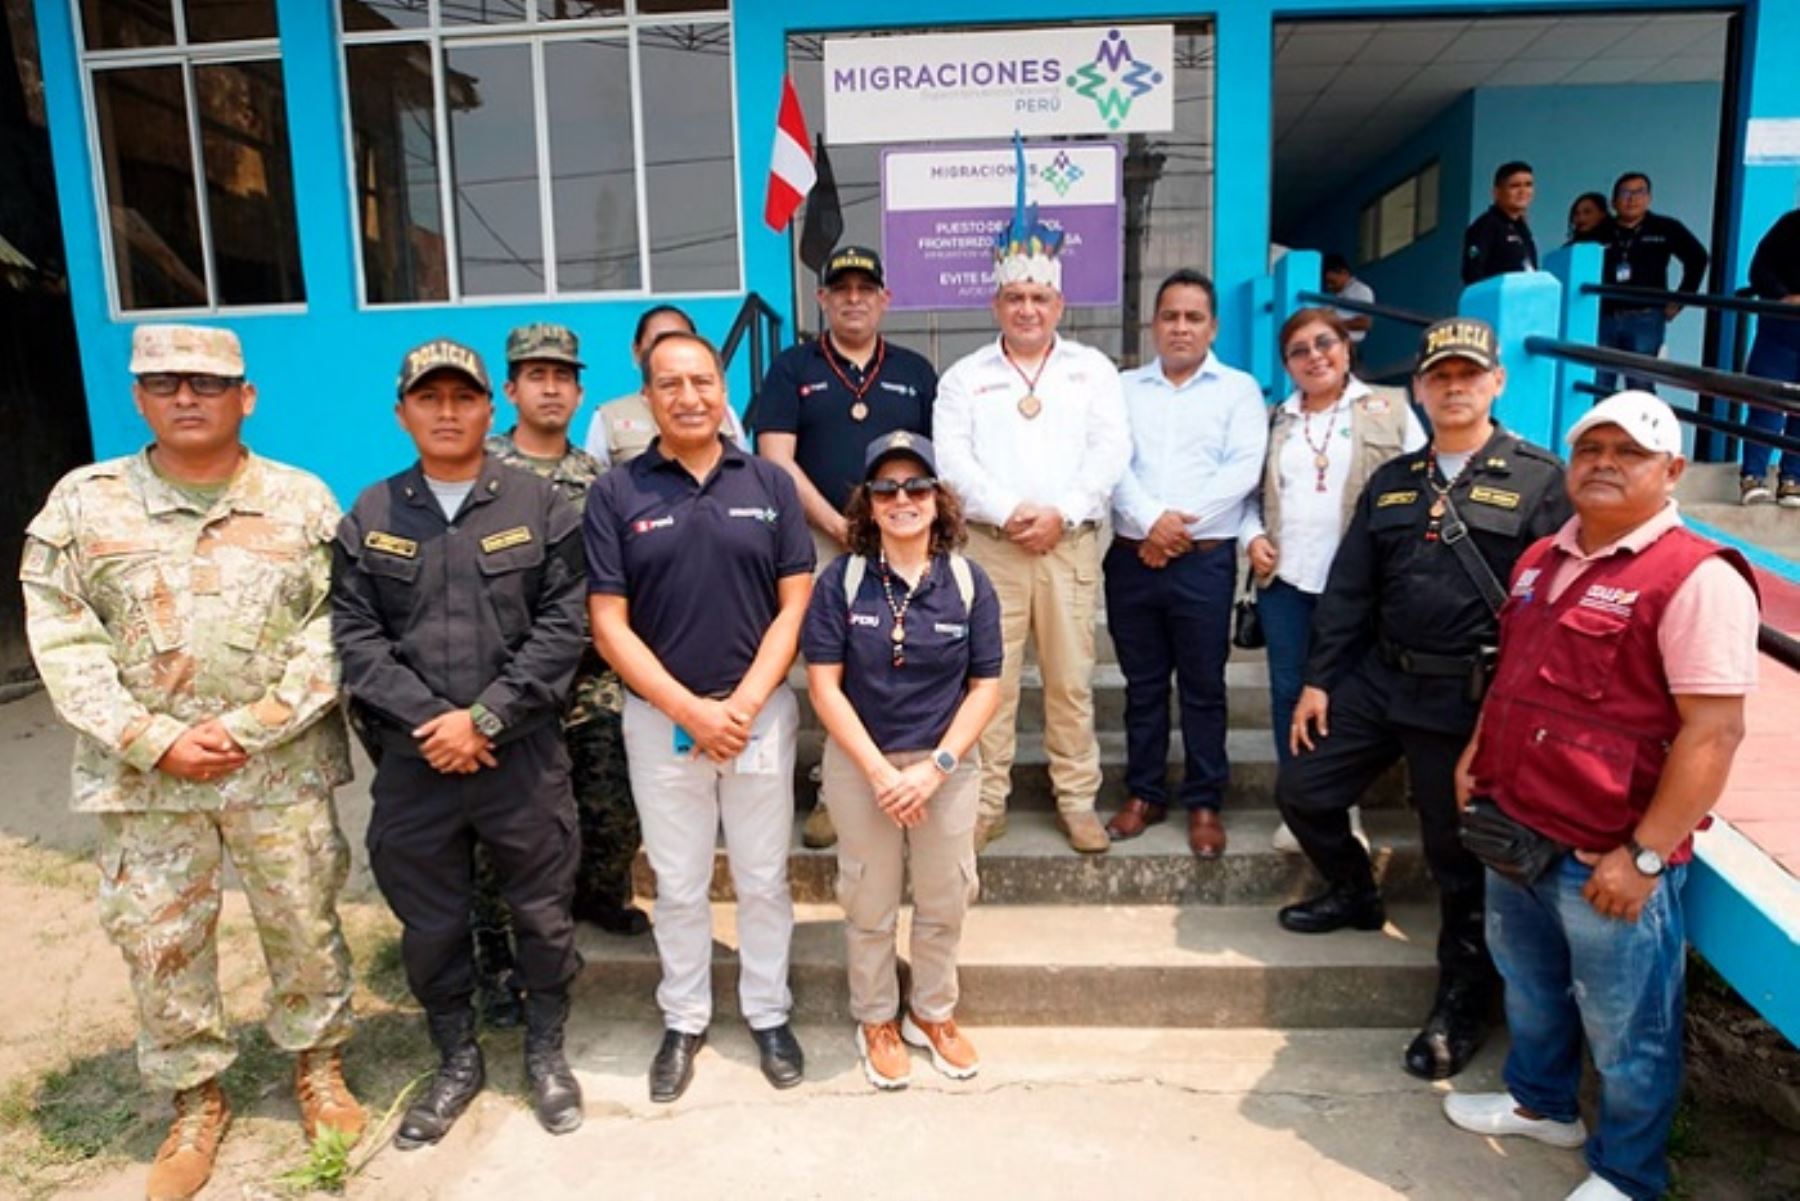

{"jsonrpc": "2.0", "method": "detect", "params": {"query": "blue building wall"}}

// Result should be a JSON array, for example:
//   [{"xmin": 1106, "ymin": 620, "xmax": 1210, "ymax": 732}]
[{"xmin": 30, "ymin": 0, "xmax": 1800, "ymax": 505}]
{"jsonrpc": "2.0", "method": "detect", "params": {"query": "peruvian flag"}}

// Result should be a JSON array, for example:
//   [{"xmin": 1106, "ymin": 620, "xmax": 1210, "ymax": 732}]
[{"xmin": 763, "ymin": 76, "xmax": 816, "ymax": 231}]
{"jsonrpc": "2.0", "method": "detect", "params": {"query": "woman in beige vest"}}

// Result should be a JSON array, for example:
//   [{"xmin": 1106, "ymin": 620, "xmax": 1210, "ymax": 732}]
[{"xmin": 1242, "ymin": 308, "xmax": 1426, "ymax": 851}]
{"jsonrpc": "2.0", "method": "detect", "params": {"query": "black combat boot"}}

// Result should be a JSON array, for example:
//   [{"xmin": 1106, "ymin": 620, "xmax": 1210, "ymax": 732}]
[
  {"xmin": 1403, "ymin": 976, "xmax": 1492, "ymax": 1081},
  {"xmin": 394, "ymin": 1007, "xmax": 486, "ymax": 1150},
  {"xmin": 523, "ymin": 991, "xmax": 584, "ymax": 1135}
]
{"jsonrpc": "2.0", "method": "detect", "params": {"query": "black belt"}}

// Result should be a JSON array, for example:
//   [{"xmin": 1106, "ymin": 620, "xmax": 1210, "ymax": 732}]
[
  {"xmin": 1377, "ymin": 639, "xmax": 1478, "ymax": 678},
  {"xmin": 1113, "ymin": 535, "xmax": 1229, "ymax": 555}
]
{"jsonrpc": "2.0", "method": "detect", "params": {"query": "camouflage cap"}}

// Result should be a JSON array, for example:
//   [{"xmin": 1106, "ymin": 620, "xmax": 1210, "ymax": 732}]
[
  {"xmin": 396, "ymin": 338, "xmax": 491, "ymax": 397},
  {"xmin": 506, "ymin": 323, "xmax": 585, "ymax": 369},
  {"xmin": 129, "ymin": 324, "xmax": 245, "ymax": 377}
]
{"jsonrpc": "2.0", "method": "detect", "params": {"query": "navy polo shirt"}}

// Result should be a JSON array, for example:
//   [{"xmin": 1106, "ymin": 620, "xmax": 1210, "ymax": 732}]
[
  {"xmin": 752, "ymin": 336, "xmax": 937, "ymax": 512},
  {"xmin": 584, "ymin": 437, "xmax": 813, "ymax": 697},
  {"xmin": 801, "ymin": 553, "xmax": 1003, "ymax": 753}
]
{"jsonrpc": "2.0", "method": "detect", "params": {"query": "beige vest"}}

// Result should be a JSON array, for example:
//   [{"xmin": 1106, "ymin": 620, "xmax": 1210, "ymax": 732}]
[
  {"xmin": 1260, "ymin": 380, "xmax": 1412, "ymax": 545},
  {"xmin": 595, "ymin": 393, "xmax": 659, "ymax": 466}
]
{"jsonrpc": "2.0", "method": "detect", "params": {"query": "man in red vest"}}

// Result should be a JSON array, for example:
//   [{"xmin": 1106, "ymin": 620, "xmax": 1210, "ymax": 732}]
[{"xmin": 1443, "ymin": 391, "xmax": 1761, "ymax": 1201}]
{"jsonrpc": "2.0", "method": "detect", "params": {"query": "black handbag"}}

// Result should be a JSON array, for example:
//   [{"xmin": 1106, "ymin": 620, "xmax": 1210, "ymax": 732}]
[
  {"xmin": 1232, "ymin": 568, "xmax": 1265, "ymax": 650},
  {"xmin": 1459, "ymin": 797, "xmax": 1567, "ymax": 886}
]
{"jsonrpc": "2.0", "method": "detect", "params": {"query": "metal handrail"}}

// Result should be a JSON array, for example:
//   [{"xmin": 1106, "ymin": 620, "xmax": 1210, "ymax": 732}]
[
  {"xmin": 1296, "ymin": 290, "xmax": 1440, "ymax": 328},
  {"xmin": 1580, "ymin": 283, "xmax": 1800, "ymax": 322},
  {"xmin": 1526, "ymin": 336, "xmax": 1800, "ymax": 417},
  {"xmin": 719, "ymin": 291, "xmax": 785, "ymax": 395}
]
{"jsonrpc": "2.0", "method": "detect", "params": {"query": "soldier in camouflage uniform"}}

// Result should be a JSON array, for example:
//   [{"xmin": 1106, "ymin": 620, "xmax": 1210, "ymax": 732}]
[
  {"xmin": 20, "ymin": 325, "xmax": 364, "ymax": 1201},
  {"xmin": 471, "ymin": 323, "xmax": 647, "ymax": 1033}
]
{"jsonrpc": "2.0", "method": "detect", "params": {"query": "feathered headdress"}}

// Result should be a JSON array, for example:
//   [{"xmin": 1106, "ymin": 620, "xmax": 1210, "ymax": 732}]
[{"xmin": 993, "ymin": 133, "xmax": 1064, "ymax": 291}]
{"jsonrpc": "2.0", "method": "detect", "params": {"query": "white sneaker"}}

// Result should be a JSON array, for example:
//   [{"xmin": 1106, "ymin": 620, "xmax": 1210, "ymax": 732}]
[
  {"xmin": 1565, "ymin": 1173, "xmax": 1631, "ymax": 1201},
  {"xmin": 1271, "ymin": 806, "xmax": 1368, "ymax": 855},
  {"xmin": 1442, "ymin": 1091, "xmax": 1588, "ymax": 1148}
]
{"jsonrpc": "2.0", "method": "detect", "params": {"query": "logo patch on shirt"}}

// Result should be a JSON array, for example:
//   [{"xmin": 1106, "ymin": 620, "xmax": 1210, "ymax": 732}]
[
  {"xmin": 849, "ymin": 612, "xmax": 880, "ymax": 628},
  {"xmin": 878, "ymin": 381, "xmax": 917, "ymax": 396},
  {"xmin": 365, "ymin": 531, "xmax": 418, "ymax": 558},
  {"xmin": 934, "ymin": 621, "xmax": 968, "ymax": 638},
  {"xmin": 1363, "ymin": 397, "xmax": 1389, "ymax": 415},
  {"xmin": 480, "ymin": 526, "xmax": 533, "ymax": 553},
  {"xmin": 1579, "ymin": 584, "xmax": 1639, "ymax": 618},
  {"xmin": 1376, "ymin": 490, "xmax": 1418, "ymax": 508},
  {"xmin": 799, "ymin": 381, "xmax": 830, "ymax": 397},
  {"xmin": 975, "ymin": 381, "xmax": 1012, "ymax": 395},
  {"xmin": 1512, "ymin": 567, "xmax": 1541, "ymax": 598},
  {"xmin": 1469, "ymin": 486, "xmax": 1521, "ymax": 510},
  {"xmin": 728, "ymin": 507, "xmax": 779, "ymax": 524},
  {"xmin": 631, "ymin": 515, "xmax": 675, "ymax": 535}
]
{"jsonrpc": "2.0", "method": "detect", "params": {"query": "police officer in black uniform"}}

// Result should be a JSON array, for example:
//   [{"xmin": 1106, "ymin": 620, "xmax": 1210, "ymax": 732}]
[
  {"xmin": 1275, "ymin": 317, "xmax": 1572, "ymax": 1081},
  {"xmin": 1462, "ymin": 161, "xmax": 1539, "ymax": 285},
  {"xmin": 332, "ymin": 338, "xmax": 586, "ymax": 1146}
]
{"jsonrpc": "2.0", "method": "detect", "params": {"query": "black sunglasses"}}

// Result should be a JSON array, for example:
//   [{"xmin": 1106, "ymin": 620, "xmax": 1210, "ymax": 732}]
[
  {"xmin": 866, "ymin": 476, "xmax": 938, "ymax": 498},
  {"xmin": 137, "ymin": 373, "xmax": 243, "ymax": 397}
]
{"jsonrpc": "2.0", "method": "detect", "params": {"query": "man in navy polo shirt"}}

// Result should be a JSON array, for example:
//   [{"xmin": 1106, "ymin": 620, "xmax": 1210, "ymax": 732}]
[
  {"xmin": 755, "ymin": 243, "xmax": 937, "ymax": 850},
  {"xmin": 585, "ymin": 330, "xmax": 815, "ymax": 1104}
]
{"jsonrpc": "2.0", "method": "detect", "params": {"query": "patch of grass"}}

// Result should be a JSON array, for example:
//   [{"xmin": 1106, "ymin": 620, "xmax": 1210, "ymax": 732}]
[
  {"xmin": 277, "ymin": 1126, "xmax": 357, "ymax": 1194},
  {"xmin": 32, "ymin": 1047, "xmax": 156, "ymax": 1160},
  {"xmin": 0, "ymin": 840, "xmax": 94, "ymax": 892}
]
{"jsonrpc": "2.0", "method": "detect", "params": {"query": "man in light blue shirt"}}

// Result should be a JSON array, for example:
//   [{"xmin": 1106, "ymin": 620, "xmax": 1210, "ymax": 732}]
[{"xmin": 1104, "ymin": 270, "xmax": 1270, "ymax": 857}]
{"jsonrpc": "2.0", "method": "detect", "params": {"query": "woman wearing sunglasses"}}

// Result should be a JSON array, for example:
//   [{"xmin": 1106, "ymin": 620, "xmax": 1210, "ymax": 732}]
[
  {"xmin": 1243, "ymin": 308, "xmax": 1425, "ymax": 852},
  {"xmin": 800, "ymin": 432, "xmax": 1002, "ymax": 1091}
]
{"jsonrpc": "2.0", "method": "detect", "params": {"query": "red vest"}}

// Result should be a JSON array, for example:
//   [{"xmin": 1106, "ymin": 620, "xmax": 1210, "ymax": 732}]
[{"xmin": 1471, "ymin": 524, "xmax": 1757, "ymax": 865}]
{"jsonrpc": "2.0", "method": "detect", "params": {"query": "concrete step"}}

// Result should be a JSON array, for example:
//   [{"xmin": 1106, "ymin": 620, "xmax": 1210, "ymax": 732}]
[
  {"xmin": 632, "ymin": 807, "xmax": 1431, "ymax": 906},
  {"xmin": 1683, "ymin": 500, "xmax": 1800, "ymax": 558},
  {"xmin": 791, "ymin": 728, "xmax": 1410, "ymax": 812},
  {"xmin": 573, "ymin": 901, "xmax": 1440, "ymax": 1028},
  {"xmin": 792, "ymin": 660, "xmax": 1279, "ymax": 732}
]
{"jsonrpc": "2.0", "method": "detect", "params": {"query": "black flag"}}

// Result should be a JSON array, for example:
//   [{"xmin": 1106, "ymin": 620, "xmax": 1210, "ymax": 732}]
[{"xmin": 799, "ymin": 135, "xmax": 843, "ymax": 274}]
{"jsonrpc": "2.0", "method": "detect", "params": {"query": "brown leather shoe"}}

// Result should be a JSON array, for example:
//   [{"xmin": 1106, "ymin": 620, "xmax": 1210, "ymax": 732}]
[
  {"xmin": 296, "ymin": 1047, "xmax": 367, "ymax": 1144},
  {"xmin": 1055, "ymin": 810, "xmax": 1112, "ymax": 854},
  {"xmin": 147, "ymin": 1079, "xmax": 230, "ymax": 1201},
  {"xmin": 1105, "ymin": 796, "xmax": 1167, "ymax": 841},
  {"xmin": 1188, "ymin": 809, "xmax": 1227, "ymax": 859}
]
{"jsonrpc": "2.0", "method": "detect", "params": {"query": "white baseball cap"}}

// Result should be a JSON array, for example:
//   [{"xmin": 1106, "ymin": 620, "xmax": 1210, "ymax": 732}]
[{"xmin": 1565, "ymin": 390, "xmax": 1685, "ymax": 457}]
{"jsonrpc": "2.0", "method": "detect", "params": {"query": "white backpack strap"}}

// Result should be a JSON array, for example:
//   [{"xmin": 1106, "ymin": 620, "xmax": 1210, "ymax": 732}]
[
  {"xmin": 948, "ymin": 553, "xmax": 975, "ymax": 613},
  {"xmin": 843, "ymin": 554, "xmax": 867, "ymax": 607}
]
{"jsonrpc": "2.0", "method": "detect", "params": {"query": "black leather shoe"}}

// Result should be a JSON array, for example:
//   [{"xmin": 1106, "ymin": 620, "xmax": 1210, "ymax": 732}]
[
  {"xmin": 395, "ymin": 1008, "xmax": 486, "ymax": 1150},
  {"xmin": 649, "ymin": 1029, "xmax": 705, "ymax": 1103},
  {"xmin": 751, "ymin": 1022, "xmax": 805, "ymax": 1090},
  {"xmin": 574, "ymin": 897, "xmax": 652, "ymax": 937},
  {"xmin": 1402, "ymin": 985, "xmax": 1490, "ymax": 1081},
  {"xmin": 1278, "ymin": 885, "xmax": 1387, "ymax": 934},
  {"xmin": 523, "ymin": 992, "xmax": 584, "ymax": 1134}
]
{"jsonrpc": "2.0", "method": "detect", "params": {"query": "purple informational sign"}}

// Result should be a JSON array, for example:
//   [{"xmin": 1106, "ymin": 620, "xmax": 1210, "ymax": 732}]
[{"xmin": 880, "ymin": 143, "xmax": 1122, "ymax": 311}]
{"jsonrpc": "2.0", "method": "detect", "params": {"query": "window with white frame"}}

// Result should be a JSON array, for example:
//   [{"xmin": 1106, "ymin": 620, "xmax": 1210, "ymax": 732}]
[
  {"xmin": 76, "ymin": 0, "xmax": 305, "ymax": 313},
  {"xmin": 1356, "ymin": 160, "xmax": 1439, "ymax": 267},
  {"xmin": 340, "ymin": 0, "xmax": 740, "ymax": 305}
]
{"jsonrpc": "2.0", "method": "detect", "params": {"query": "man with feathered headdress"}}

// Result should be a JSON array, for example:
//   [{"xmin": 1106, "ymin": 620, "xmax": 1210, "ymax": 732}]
[{"xmin": 934, "ymin": 137, "xmax": 1131, "ymax": 855}]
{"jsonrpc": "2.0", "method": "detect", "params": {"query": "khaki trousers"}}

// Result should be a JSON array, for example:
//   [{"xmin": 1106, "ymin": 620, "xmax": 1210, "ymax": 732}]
[
  {"xmin": 821, "ymin": 740, "xmax": 980, "ymax": 1023},
  {"xmin": 963, "ymin": 523, "xmax": 1103, "ymax": 818},
  {"xmin": 811, "ymin": 525, "xmax": 846, "ymax": 579}
]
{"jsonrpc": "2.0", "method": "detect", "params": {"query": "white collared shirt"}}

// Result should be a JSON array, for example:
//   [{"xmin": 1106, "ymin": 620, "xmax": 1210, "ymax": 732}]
[
  {"xmin": 934, "ymin": 334, "xmax": 1131, "ymax": 526},
  {"xmin": 1332, "ymin": 277, "xmax": 1375, "ymax": 343},
  {"xmin": 1111, "ymin": 353, "xmax": 1270, "ymax": 542}
]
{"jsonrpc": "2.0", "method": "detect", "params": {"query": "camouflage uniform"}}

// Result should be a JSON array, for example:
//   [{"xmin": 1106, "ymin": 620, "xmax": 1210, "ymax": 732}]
[
  {"xmin": 22, "ymin": 440, "xmax": 356, "ymax": 1093},
  {"xmin": 470, "ymin": 325, "xmax": 642, "ymax": 989}
]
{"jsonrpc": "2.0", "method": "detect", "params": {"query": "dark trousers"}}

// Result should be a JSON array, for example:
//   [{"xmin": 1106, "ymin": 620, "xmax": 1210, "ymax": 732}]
[
  {"xmin": 1103, "ymin": 538, "xmax": 1235, "ymax": 811},
  {"xmin": 1744, "ymin": 320, "xmax": 1800, "ymax": 481},
  {"xmin": 1257, "ymin": 578, "xmax": 1319, "ymax": 766},
  {"xmin": 368, "ymin": 724, "xmax": 581, "ymax": 1011},
  {"xmin": 1275, "ymin": 664, "xmax": 1490, "ymax": 985}
]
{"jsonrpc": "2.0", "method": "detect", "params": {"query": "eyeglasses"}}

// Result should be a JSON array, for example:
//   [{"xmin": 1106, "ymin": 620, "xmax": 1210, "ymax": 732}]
[
  {"xmin": 867, "ymin": 476, "xmax": 937, "ymax": 498},
  {"xmin": 1284, "ymin": 334, "xmax": 1343, "ymax": 363},
  {"xmin": 1616, "ymin": 186, "xmax": 1649, "ymax": 200},
  {"xmin": 137, "ymin": 373, "xmax": 243, "ymax": 397}
]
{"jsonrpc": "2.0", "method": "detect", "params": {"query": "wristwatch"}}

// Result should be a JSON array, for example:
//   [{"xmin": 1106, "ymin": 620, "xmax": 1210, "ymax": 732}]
[
  {"xmin": 931, "ymin": 748, "xmax": 959, "ymax": 776},
  {"xmin": 469, "ymin": 703, "xmax": 505, "ymax": 739},
  {"xmin": 1625, "ymin": 839, "xmax": 1665, "ymax": 878}
]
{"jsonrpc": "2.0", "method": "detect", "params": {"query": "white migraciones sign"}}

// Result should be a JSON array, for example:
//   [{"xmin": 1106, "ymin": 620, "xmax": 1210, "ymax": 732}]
[{"xmin": 824, "ymin": 26, "xmax": 1174, "ymax": 145}]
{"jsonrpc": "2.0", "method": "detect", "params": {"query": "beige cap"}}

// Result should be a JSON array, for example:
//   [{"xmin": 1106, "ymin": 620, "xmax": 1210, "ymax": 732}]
[
  {"xmin": 129, "ymin": 324, "xmax": 245, "ymax": 376},
  {"xmin": 1566, "ymin": 390, "xmax": 1685, "ymax": 457}
]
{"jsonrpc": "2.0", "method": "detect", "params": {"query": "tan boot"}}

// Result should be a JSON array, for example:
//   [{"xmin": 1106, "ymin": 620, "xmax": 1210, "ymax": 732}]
[
  {"xmin": 973, "ymin": 812, "xmax": 1008, "ymax": 853},
  {"xmin": 147, "ymin": 1080, "xmax": 230, "ymax": 1201},
  {"xmin": 1055, "ymin": 809, "xmax": 1111, "ymax": 854},
  {"xmin": 296, "ymin": 1048, "xmax": 367, "ymax": 1144},
  {"xmin": 801, "ymin": 802, "xmax": 837, "ymax": 850}
]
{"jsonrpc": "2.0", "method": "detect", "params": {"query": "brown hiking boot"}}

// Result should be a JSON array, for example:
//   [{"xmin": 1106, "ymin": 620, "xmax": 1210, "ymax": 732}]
[
  {"xmin": 147, "ymin": 1079, "xmax": 230, "ymax": 1201},
  {"xmin": 1055, "ymin": 809, "xmax": 1111, "ymax": 854},
  {"xmin": 296, "ymin": 1047, "xmax": 367, "ymax": 1143},
  {"xmin": 901, "ymin": 1012, "xmax": 980, "ymax": 1080},
  {"xmin": 856, "ymin": 1021, "xmax": 912, "ymax": 1090},
  {"xmin": 801, "ymin": 802, "xmax": 837, "ymax": 849},
  {"xmin": 973, "ymin": 812, "xmax": 1007, "ymax": 853}
]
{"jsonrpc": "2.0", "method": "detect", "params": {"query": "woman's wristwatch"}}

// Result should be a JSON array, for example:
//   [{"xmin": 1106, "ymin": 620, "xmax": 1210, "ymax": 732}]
[{"xmin": 931, "ymin": 748, "xmax": 959, "ymax": 775}]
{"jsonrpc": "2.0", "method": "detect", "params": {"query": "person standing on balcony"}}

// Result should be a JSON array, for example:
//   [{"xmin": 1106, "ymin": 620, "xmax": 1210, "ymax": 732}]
[
  {"xmin": 1322, "ymin": 253, "xmax": 1375, "ymax": 345},
  {"xmin": 1596, "ymin": 172, "xmax": 1710, "ymax": 395},
  {"xmin": 583, "ymin": 305, "xmax": 748, "ymax": 464},
  {"xmin": 935, "ymin": 150, "xmax": 1132, "ymax": 856},
  {"xmin": 1738, "ymin": 207, "xmax": 1800, "ymax": 506},
  {"xmin": 1275, "ymin": 318, "xmax": 1571, "ymax": 1083},
  {"xmin": 1462, "ymin": 161, "xmax": 1540, "ymax": 285},
  {"xmin": 1444, "ymin": 391, "xmax": 1759, "ymax": 1201},
  {"xmin": 755, "ymin": 245, "xmax": 938, "ymax": 851},
  {"xmin": 1102, "ymin": 270, "xmax": 1267, "ymax": 859}
]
